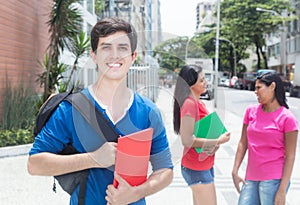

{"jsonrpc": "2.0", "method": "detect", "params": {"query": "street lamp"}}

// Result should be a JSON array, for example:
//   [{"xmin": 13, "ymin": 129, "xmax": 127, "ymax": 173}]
[
  {"xmin": 256, "ymin": 7, "xmax": 287, "ymax": 77},
  {"xmin": 219, "ymin": 38, "xmax": 237, "ymax": 77},
  {"xmin": 256, "ymin": 7, "xmax": 281, "ymax": 16}
]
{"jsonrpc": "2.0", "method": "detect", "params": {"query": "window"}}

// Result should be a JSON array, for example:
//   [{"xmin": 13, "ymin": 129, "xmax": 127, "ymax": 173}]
[
  {"xmin": 86, "ymin": 0, "xmax": 94, "ymax": 14},
  {"xmin": 296, "ymin": 36, "xmax": 300, "ymax": 52},
  {"xmin": 293, "ymin": 19, "xmax": 298, "ymax": 32},
  {"xmin": 292, "ymin": 38, "xmax": 296, "ymax": 52}
]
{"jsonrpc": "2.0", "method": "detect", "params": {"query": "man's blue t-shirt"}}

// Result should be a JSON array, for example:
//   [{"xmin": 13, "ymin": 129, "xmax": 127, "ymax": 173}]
[{"xmin": 29, "ymin": 88, "xmax": 173, "ymax": 205}]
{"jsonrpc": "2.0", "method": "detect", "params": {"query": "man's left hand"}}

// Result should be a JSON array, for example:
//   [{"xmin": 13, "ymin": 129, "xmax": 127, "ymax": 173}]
[{"xmin": 105, "ymin": 173, "xmax": 141, "ymax": 205}]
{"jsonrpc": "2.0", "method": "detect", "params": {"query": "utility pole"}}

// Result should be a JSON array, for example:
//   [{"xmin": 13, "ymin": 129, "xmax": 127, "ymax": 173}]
[
  {"xmin": 214, "ymin": 0, "xmax": 220, "ymax": 110},
  {"xmin": 185, "ymin": 37, "xmax": 193, "ymax": 62},
  {"xmin": 149, "ymin": 0, "xmax": 152, "ymax": 56}
]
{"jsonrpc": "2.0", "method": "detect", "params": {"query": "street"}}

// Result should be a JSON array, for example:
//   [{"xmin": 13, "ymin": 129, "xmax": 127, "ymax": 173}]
[{"xmin": 216, "ymin": 87, "xmax": 300, "ymax": 121}]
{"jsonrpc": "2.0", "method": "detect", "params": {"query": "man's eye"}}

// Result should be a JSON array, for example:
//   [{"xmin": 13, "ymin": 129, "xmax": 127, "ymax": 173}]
[
  {"xmin": 119, "ymin": 46, "xmax": 128, "ymax": 51},
  {"xmin": 101, "ymin": 46, "xmax": 110, "ymax": 50}
]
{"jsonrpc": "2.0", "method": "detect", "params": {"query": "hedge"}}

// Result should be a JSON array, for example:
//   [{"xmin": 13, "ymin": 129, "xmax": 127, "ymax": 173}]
[{"xmin": 0, "ymin": 128, "xmax": 34, "ymax": 147}]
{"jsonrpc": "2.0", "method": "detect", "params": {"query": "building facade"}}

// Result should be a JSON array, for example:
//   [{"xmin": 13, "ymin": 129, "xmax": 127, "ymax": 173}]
[
  {"xmin": 261, "ymin": 1, "xmax": 300, "ymax": 75},
  {"xmin": 264, "ymin": 1, "xmax": 300, "ymax": 96},
  {"xmin": 196, "ymin": 0, "xmax": 216, "ymax": 32},
  {"xmin": 0, "ymin": 0, "xmax": 52, "ymax": 117}
]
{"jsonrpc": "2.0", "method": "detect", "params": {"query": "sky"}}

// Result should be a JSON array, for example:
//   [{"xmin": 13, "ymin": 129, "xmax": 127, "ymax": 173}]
[{"xmin": 159, "ymin": 0, "xmax": 201, "ymax": 38}]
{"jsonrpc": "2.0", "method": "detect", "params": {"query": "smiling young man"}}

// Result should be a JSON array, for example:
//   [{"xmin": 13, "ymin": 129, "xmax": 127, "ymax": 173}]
[{"xmin": 28, "ymin": 17, "xmax": 173, "ymax": 205}]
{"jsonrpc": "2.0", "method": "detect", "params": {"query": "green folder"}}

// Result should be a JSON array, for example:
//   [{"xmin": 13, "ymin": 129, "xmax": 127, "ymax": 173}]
[{"xmin": 194, "ymin": 111, "xmax": 227, "ymax": 153}]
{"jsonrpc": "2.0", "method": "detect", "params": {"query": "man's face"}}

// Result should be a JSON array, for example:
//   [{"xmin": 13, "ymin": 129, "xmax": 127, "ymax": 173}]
[{"xmin": 91, "ymin": 31, "xmax": 136, "ymax": 81}]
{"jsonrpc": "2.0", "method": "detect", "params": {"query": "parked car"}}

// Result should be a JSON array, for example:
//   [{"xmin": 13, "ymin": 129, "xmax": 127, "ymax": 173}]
[
  {"xmin": 234, "ymin": 78, "xmax": 243, "ymax": 89},
  {"xmin": 219, "ymin": 77, "xmax": 230, "ymax": 87},
  {"xmin": 257, "ymin": 69, "xmax": 276, "ymax": 77},
  {"xmin": 229, "ymin": 76, "xmax": 238, "ymax": 88},
  {"xmin": 289, "ymin": 58, "xmax": 300, "ymax": 97},
  {"xmin": 223, "ymin": 79, "xmax": 230, "ymax": 87},
  {"xmin": 239, "ymin": 71, "xmax": 257, "ymax": 90},
  {"xmin": 257, "ymin": 69, "xmax": 291, "ymax": 92}
]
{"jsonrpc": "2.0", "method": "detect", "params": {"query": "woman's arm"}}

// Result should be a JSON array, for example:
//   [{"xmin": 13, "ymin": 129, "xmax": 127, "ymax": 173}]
[
  {"xmin": 275, "ymin": 130, "xmax": 298, "ymax": 204},
  {"xmin": 232, "ymin": 124, "xmax": 248, "ymax": 193},
  {"xmin": 179, "ymin": 115, "xmax": 230, "ymax": 150},
  {"xmin": 179, "ymin": 115, "xmax": 206, "ymax": 148}
]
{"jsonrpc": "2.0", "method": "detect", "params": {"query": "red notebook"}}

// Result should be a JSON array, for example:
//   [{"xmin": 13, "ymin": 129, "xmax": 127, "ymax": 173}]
[{"xmin": 113, "ymin": 128, "xmax": 153, "ymax": 187}]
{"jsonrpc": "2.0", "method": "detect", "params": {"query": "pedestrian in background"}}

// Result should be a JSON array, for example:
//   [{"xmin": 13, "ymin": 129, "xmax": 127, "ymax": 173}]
[
  {"xmin": 232, "ymin": 72, "xmax": 298, "ymax": 205},
  {"xmin": 173, "ymin": 64, "xmax": 230, "ymax": 205},
  {"xmin": 27, "ymin": 17, "xmax": 173, "ymax": 205}
]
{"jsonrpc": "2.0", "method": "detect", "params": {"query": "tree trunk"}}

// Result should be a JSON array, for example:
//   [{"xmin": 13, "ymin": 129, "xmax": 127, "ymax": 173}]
[
  {"xmin": 230, "ymin": 47, "xmax": 234, "ymax": 76},
  {"xmin": 255, "ymin": 41, "xmax": 261, "ymax": 70},
  {"xmin": 259, "ymin": 47, "xmax": 268, "ymax": 69}
]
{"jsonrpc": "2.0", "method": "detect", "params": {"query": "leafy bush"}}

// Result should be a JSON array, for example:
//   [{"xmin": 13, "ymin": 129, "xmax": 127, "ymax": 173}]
[
  {"xmin": 1, "ymin": 80, "xmax": 38, "ymax": 147},
  {"xmin": 0, "ymin": 128, "xmax": 34, "ymax": 147},
  {"xmin": 2, "ymin": 81, "xmax": 38, "ymax": 130}
]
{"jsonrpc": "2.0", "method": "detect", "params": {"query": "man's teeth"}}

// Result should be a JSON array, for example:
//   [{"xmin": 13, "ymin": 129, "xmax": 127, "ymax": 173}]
[{"xmin": 108, "ymin": 63, "xmax": 121, "ymax": 67}]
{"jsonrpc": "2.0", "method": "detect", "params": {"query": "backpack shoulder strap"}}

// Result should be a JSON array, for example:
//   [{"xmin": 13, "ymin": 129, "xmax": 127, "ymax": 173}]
[
  {"xmin": 34, "ymin": 89, "xmax": 74, "ymax": 137},
  {"xmin": 65, "ymin": 92, "xmax": 119, "ymax": 142}
]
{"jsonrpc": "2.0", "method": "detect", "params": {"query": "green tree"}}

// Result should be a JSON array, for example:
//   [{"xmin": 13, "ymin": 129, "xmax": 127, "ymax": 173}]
[
  {"xmin": 64, "ymin": 31, "xmax": 90, "ymax": 90},
  {"xmin": 153, "ymin": 36, "xmax": 209, "ymax": 71},
  {"xmin": 194, "ymin": 26, "xmax": 250, "ymax": 75},
  {"xmin": 43, "ymin": 0, "xmax": 82, "ymax": 100},
  {"xmin": 220, "ymin": 0, "xmax": 293, "ymax": 70},
  {"xmin": 95, "ymin": 0, "xmax": 105, "ymax": 17},
  {"xmin": 38, "ymin": 54, "xmax": 67, "ymax": 93},
  {"xmin": 153, "ymin": 36, "xmax": 187, "ymax": 71}
]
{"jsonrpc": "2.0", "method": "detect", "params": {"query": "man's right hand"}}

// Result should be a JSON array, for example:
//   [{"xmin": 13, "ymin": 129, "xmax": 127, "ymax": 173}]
[{"xmin": 90, "ymin": 142, "xmax": 117, "ymax": 168}]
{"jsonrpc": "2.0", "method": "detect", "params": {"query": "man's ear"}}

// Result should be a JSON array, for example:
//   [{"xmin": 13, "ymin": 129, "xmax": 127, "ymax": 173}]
[
  {"xmin": 131, "ymin": 51, "xmax": 137, "ymax": 64},
  {"xmin": 90, "ymin": 50, "xmax": 97, "ymax": 63}
]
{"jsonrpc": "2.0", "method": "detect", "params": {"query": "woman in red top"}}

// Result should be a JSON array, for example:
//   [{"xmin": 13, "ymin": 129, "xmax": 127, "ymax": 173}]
[{"xmin": 173, "ymin": 64, "xmax": 230, "ymax": 205}]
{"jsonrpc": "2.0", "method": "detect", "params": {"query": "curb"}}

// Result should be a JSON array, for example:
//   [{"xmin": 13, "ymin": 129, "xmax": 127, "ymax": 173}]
[{"xmin": 0, "ymin": 143, "xmax": 32, "ymax": 158}]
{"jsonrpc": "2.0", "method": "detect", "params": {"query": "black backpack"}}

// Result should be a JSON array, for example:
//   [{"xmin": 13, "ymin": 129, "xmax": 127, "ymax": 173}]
[
  {"xmin": 34, "ymin": 89, "xmax": 119, "ymax": 205},
  {"xmin": 34, "ymin": 89, "xmax": 74, "ymax": 137}
]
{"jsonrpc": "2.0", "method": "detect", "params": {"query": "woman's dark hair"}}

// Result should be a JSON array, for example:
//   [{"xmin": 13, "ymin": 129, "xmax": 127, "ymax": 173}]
[
  {"xmin": 173, "ymin": 64, "xmax": 203, "ymax": 134},
  {"xmin": 90, "ymin": 17, "xmax": 137, "ymax": 55},
  {"xmin": 256, "ymin": 72, "xmax": 289, "ymax": 109}
]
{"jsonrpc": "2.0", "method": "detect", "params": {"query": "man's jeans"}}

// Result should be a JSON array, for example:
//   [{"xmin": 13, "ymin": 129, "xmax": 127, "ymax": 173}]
[{"xmin": 238, "ymin": 179, "xmax": 290, "ymax": 205}]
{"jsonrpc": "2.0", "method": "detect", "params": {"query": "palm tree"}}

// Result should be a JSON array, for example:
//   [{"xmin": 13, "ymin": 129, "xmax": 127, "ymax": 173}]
[
  {"xmin": 44, "ymin": 0, "xmax": 81, "ymax": 101},
  {"xmin": 64, "ymin": 31, "xmax": 91, "ymax": 90}
]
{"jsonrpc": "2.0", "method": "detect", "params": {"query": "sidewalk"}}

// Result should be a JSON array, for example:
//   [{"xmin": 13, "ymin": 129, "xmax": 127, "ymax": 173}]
[{"xmin": 0, "ymin": 87, "xmax": 299, "ymax": 205}]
